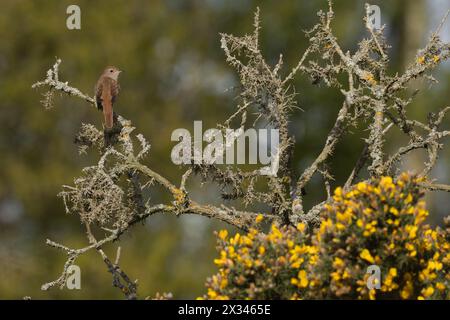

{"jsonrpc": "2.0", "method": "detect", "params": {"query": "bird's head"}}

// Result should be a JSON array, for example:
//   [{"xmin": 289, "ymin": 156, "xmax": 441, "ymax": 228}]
[{"xmin": 103, "ymin": 66, "xmax": 122, "ymax": 81}]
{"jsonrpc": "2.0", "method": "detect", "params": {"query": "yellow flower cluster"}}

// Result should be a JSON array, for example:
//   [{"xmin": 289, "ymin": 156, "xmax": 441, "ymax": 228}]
[
  {"xmin": 203, "ymin": 173, "xmax": 449, "ymax": 300},
  {"xmin": 312, "ymin": 173, "xmax": 449, "ymax": 299},
  {"xmin": 202, "ymin": 215, "xmax": 313, "ymax": 299},
  {"xmin": 381, "ymin": 268, "xmax": 399, "ymax": 292}
]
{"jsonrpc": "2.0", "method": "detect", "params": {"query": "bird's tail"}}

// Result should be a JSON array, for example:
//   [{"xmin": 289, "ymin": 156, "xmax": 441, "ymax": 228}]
[
  {"xmin": 103, "ymin": 108, "xmax": 113, "ymax": 130},
  {"xmin": 104, "ymin": 129, "xmax": 113, "ymax": 147},
  {"xmin": 103, "ymin": 112, "xmax": 121, "ymax": 148}
]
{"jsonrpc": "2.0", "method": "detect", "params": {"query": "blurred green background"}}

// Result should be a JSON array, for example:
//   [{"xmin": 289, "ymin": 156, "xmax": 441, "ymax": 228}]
[{"xmin": 0, "ymin": 0, "xmax": 449, "ymax": 299}]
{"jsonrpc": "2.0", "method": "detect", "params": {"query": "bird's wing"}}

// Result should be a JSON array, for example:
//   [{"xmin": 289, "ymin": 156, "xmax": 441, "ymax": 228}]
[
  {"xmin": 111, "ymin": 81, "xmax": 120, "ymax": 104},
  {"xmin": 95, "ymin": 79, "xmax": 104, "ymax": 110},
  {"xmin": 101, "ymin": 78, "xmax": 114, "ymax": 130}
]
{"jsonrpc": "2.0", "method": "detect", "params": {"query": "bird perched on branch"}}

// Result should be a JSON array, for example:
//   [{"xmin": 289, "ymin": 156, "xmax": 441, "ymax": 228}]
[{"xmin": 95, "ymin": 66, "xmax": 122, "ymax": 131}]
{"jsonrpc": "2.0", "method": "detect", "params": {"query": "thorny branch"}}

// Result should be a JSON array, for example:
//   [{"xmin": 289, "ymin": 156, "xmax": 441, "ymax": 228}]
[{"xmin": 32, "ymin": 1, "xmax": 450, "ymax": 298}]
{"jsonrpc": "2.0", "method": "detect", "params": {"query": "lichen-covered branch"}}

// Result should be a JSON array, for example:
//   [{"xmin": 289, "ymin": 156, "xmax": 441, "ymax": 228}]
[{"xmin": 32, "ymin": 1, "xmax": 450, "ymax": 299}]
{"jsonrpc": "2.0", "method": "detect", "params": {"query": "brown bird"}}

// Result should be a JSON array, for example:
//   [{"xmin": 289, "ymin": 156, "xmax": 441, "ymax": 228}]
[{"xmin": 95, "ymin": 66, "xmax": 122, "ymax": 130}]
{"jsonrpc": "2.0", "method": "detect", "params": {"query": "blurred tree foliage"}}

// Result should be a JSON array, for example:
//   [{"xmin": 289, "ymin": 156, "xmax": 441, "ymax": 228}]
[{"xmin": 0, "ymin": 0, "xmax": 448, "ymax": 298}]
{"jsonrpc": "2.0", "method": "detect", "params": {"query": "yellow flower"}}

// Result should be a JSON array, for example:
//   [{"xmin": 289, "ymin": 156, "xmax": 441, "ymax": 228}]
[
  {"xmin": 417, "ymin": 56, "xmax": 426, "ymax": 64},
  {"xmin": 360, "ymin": 249, "xmax": 375, "ymax": 264},
  {"xmin": 400, "ymin": 281, "xmax": 413, "ymax": 299},
  {"xmin": 405, "ymin": 193, "xmax": 413, "ymax": 204},
  {"xmin": 218, "ymin": 229, "xmax": 228, "ymax": 240},
  {"xmin": 255, "ymin": 214, "xmax": 264, "ymax": 223},
  {"xmin": 356, "ymin": 219, "xmax": 364, "ymax": 228},
  {"xmin": 307, "ymin": 246, "xmax": 318, "ymax": 255},
  {"xmin": 268, "ymin": 224, "xmax": 282, "ymax": 242},
  {"xmin": 389, "ymin": 207, "xmax": 399, "ymax": 216},
  {"xmin": 422, "ymin": 286, "xmax": 434, "ymax": 298},
  {"xmin": 291, "ymin": 270, "xmax": 309, "ymax": 288},
  {"xmin": 298, "ymin": 270, "xmax": 309, "ymax": 288},
  {"xmin": 220, "ymin": 278, "xmax": 228, "ymax": 289},
  {"xmin": 333, "ymin": 257, "xmax": 344, "ymax": 269},
  {"xmin": 331, "ymin": 271, "xmax": 341, "ymax": 281},
  {"xmin": 287, "ymin": 240, "xmax": 294, "ymax": 248},
  {"xmin": 380, "ymin": 176, "xmax": 394, "ymax": 188},
  {"xmin": 427, "ymin": 260, "xmax": 443, "ymax": 271},
  {"xmin": 405, "ymin": 225, "xmax": 418, "ymax": 239},
  {"xmin": 436, "ymin": 282, "xmax": 445, "ymax": 291},
  {"xmin": 297, "ymin": 222, "xmax": 306, "ymax": 232},
  {"xmin": 214, "ymin": 250, "xmax": 228, "ymax": 266},
  {"xmin": 409, "ymin": 250, "xmax": 417, "ymax": 257},
  {"xmin": 277, "ymin": 256, "xmax": 286, "ymax": 265},
  {"xmin": 244, "ymin": 259, "xmax": 253, "ymax": 268},
  {"xmin": 356, "ymin": 182, "xmax": 367, "ymax": 192},
  {"xmin": 291, "ymin": 257, "xmax": 304, "ymax": 269},
  {"xmin": 389, "ymin": 268, "xmax": 397, "ymax": 277},
  {"xmin": 230, "ymin": 233, "xmax": 240, "ymax": 245},
  {"xmin": 415, "ymin": 208, "xmax": 429, "ymax": 225},
  {"xmin": 208, "ymin": 288, "xmax": 218, "ymax": 299},
  {"xmin": 228, "ymin": 246, "xmax": 236, "ymax": 258},
  {"xmin": 317, "ymin": 218, "xmax": 333, "ymax": 241},
  {"xmin": 258, "ymin": 246, "xmax": 265, "ymax": 255},
  {"xmin": 241, "ymin": 236, "xmax": 253, "ymax": 246},
  {"xmin": 336, "ymin": 222, "xmax": 346, "ymax": 230}
]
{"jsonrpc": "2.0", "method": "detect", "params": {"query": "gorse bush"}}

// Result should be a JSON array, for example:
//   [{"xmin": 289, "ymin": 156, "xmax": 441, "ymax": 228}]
[{"xmin": 203, "ymin": 173, "xmax": 450, "ymax": 300}]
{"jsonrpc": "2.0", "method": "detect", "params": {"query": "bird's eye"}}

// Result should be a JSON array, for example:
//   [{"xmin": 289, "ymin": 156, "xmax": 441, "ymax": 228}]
[{"xmin": 110, "ymin": 69, "xmax": 113, "ymax": 73}]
